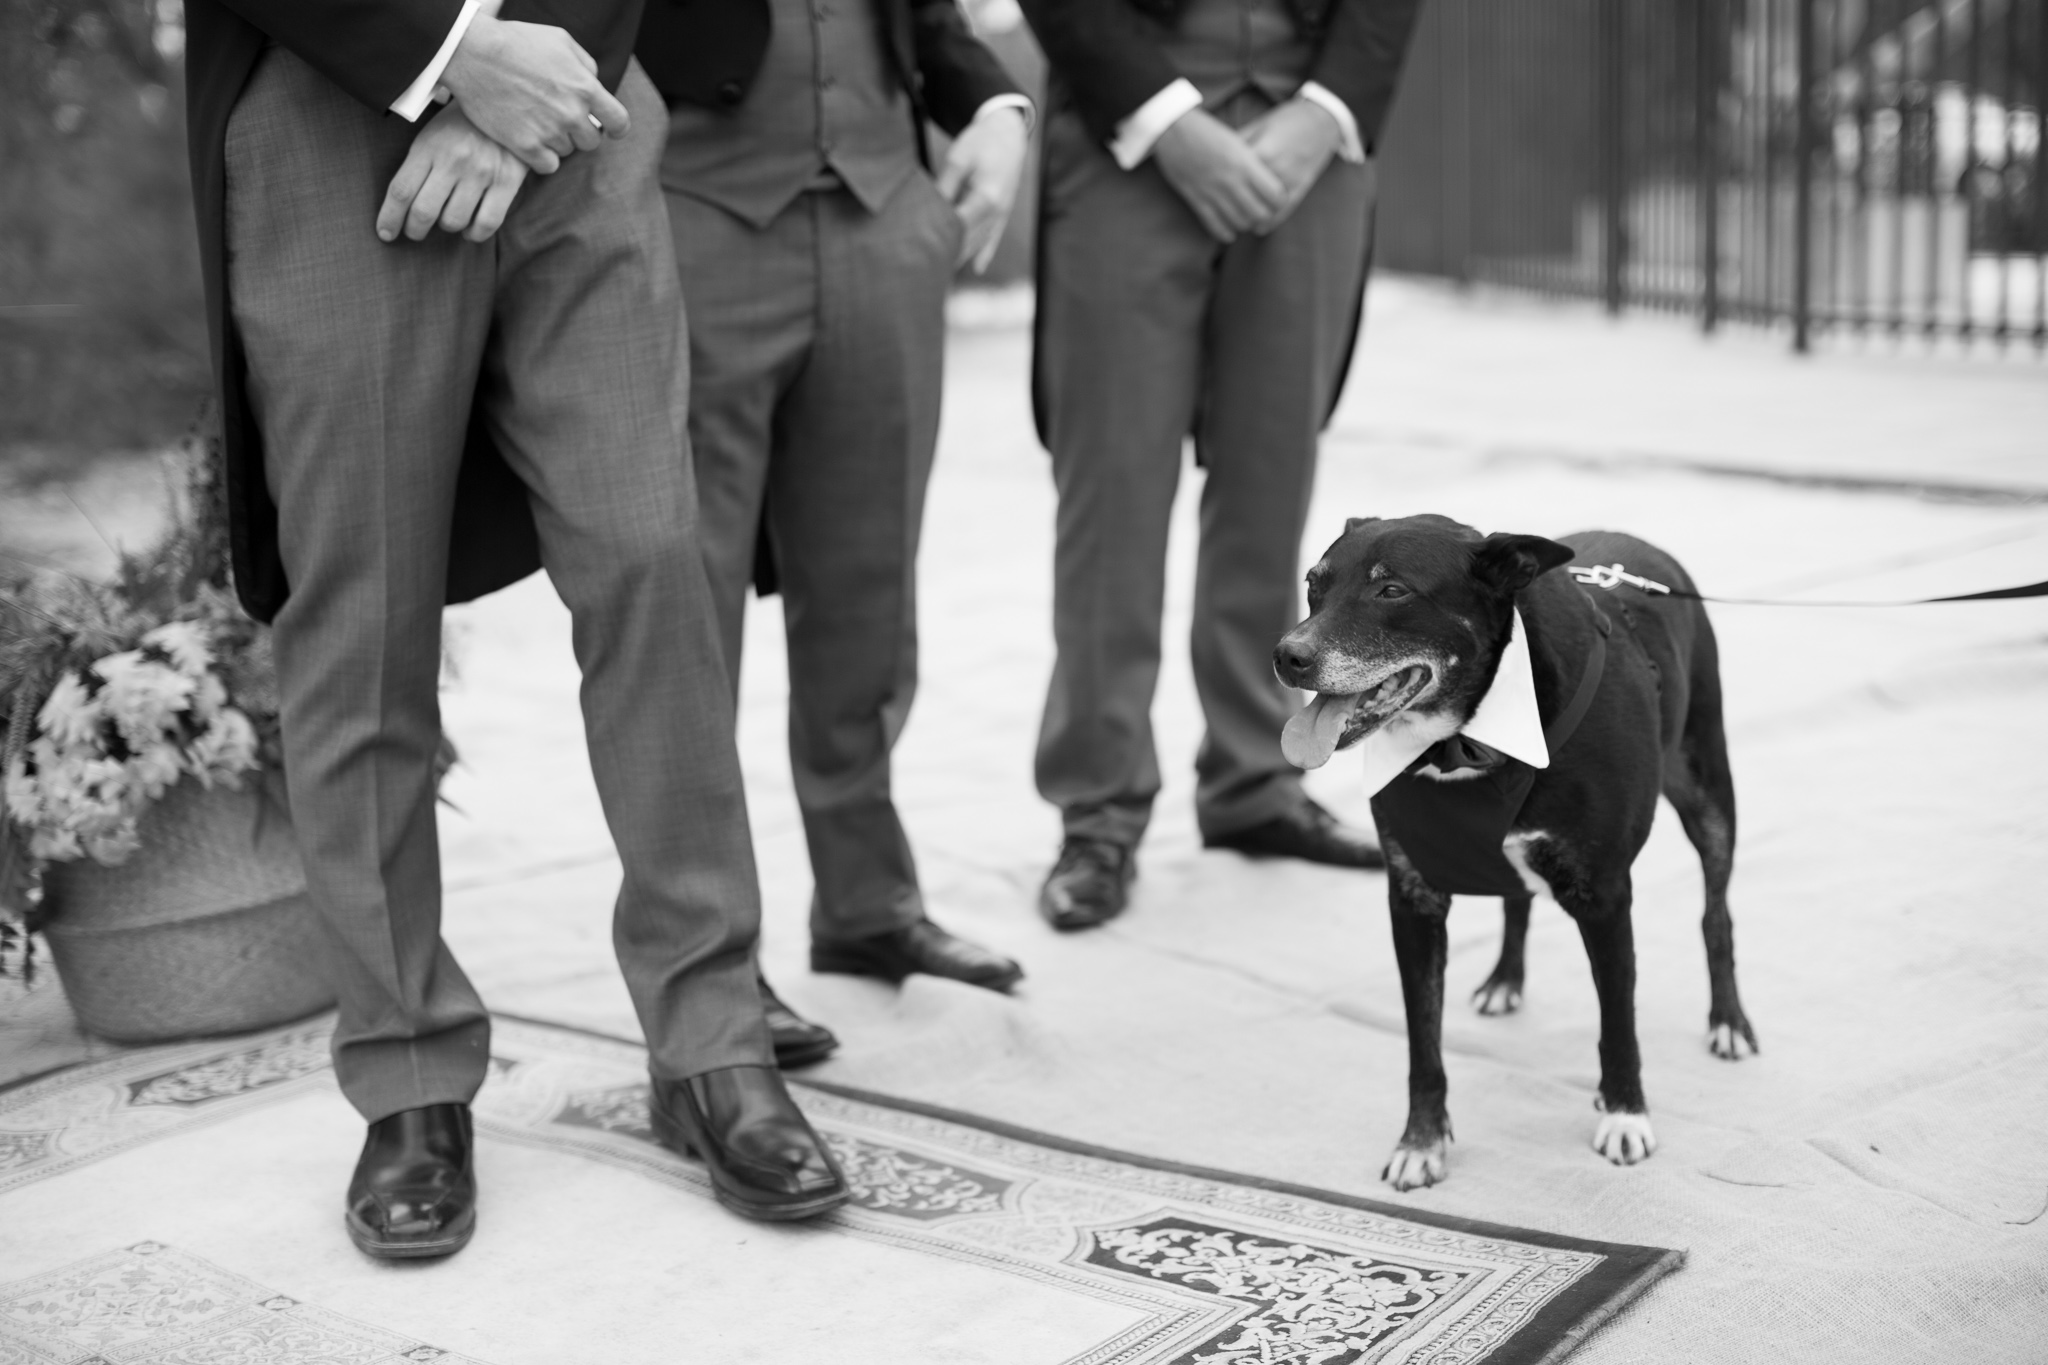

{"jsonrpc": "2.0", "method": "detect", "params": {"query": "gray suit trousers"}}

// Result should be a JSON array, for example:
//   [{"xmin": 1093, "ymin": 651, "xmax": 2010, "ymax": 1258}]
[
  {"xmin": 1033, "ymin": 103, "xmax": 1372, "ymax": 846},
  {"xmin": 664, "ymin": 178, "xmax": 960, "ymax": 941},
  {"xmin": 226, "ymin": 50, "xmax": 771, "ymax": 1122},
  {"xmin": 667, "ymin": 175, "xmax": 962, "ymax": 945}
]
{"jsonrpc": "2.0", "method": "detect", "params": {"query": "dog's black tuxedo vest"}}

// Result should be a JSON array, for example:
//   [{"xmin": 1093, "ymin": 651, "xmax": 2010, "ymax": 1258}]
[{"xmin": 1372, "ymin": 614, "xmax": 1609, "ymax": 896}]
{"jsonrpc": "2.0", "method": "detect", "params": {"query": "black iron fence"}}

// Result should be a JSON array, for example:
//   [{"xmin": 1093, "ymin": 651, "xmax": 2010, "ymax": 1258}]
[{"xmin": 1375, "ymin": 0, "xmax": 2047, "ymax": 350}]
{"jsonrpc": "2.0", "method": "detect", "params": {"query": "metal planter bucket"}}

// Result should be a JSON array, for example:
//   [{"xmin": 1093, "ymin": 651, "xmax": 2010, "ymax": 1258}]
[{"xmin": 40, "ymin": 778, "xmax": 334, "ymax": 1043}]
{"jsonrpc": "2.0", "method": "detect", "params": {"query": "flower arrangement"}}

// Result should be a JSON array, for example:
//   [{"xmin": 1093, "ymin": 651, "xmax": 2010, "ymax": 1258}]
[{"xmin": 1, "ymin": 441, "xmax": 279, "ymax": 979}]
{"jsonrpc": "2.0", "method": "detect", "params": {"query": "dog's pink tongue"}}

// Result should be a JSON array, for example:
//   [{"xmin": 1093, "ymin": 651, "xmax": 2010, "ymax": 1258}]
[{"xmin": 1281, "ymin": 692, "xmax": 1358, "ymax": 770}]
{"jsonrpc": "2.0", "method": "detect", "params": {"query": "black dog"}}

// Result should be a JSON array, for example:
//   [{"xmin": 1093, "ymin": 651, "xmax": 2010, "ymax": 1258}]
[{"xmin": 1275, "ymin": 515, "xmax": 1757, "ymax": 1190}]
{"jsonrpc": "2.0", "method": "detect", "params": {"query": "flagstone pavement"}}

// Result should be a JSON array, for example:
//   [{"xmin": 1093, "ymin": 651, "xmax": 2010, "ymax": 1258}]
[{"xmin": 6, "ymin": 277, "xmax": 2047, "ymax": 1362}]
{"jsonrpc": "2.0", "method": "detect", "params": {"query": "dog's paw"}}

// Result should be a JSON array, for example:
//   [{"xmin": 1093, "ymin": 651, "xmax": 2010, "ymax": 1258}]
[
  {"xmin": 1591, "ymin": 1111, "xmax": 1657, "ymax": 1165},
  {"xmin": 1381, "ymin": 1139, "xmax": 1450, "ymax": 1191},
  {"xmin": 1472, "ymin": 980, "xmax": 1522, "ymax": 1016},
  {"xmin": 1707, "ymin": 1017, "xmax": 1759, "ymax": 1060}
]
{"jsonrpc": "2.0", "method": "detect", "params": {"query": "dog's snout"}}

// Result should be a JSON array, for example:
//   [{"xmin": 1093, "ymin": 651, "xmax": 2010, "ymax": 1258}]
[{"xmin": 1273, "ymin": 634, "xmax": 1318, "ymax": 688}]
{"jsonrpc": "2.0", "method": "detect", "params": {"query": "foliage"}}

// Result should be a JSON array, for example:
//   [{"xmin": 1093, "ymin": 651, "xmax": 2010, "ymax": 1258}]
[{"xmin": 0, "ymin": 434, "xmax": 276, "ymax": 979}]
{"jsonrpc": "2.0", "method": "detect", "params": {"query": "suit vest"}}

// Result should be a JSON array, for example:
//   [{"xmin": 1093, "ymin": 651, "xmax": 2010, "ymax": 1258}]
[
  {"xmin": 659, "ymin": 0, "xmax": 917, "ymax": 227},
  {"xmin": 1162, "ymin": 0, "xmax": 1316, "ymax": 113}
]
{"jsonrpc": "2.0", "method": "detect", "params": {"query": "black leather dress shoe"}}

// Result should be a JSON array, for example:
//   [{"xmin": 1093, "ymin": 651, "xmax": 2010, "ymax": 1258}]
[
  {"xmin": 345, "ymin": 1102, "xmax": 476, "ymax": 1259},
  {"xmin": 1038, "ymin": 837, "xmax": 1135, "ymax": 931},
  {"xmin": 649, "ymin": 1065, "xmax": 849, "ymax": 1221},
  {"xmin": 759, "ymin": 971, "xmax": 839, "ymax": 1069},
  {"xmin": 1203, "ymin": 797, "xmax": 1385, "ymax": 869},
  {"xmin": 810, "ymin": 918, "xmax": 1023, "ymax": 992}
]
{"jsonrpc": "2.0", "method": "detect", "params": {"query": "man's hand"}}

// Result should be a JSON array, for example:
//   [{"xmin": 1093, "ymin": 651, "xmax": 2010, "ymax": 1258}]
[
  {"xmin": 1239, "ymin": 97, "xmax": 1342, "ymax": 234},
  {"xmin": 440, "ymin": 14, "xmax": 629, "ymax": 175},
  {"xmin": 377, "ymin": 104, "xmax": 529, "ymax": 244},
  {"xmin": 937, "ymin": 106, "xmax": 1030, "ymax": 273},
  {"xmin": 1151, "ymin": 108, "xmax": 1286, "ymax": 244}
]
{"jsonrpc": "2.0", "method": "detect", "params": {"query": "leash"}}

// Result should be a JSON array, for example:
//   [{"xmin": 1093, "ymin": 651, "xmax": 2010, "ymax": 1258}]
[
  {"xmin": 1543, "ymin": 617, "xmax": 1607, "ymax": 752},
  {"xmin": 1567, "ymin": 563, "xmax": 2048, "ymax": 606}
]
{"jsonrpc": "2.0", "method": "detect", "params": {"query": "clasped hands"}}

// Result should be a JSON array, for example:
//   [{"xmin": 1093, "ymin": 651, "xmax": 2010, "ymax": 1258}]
[
  {"xmin": 1153, "ymin": 98, "xmax": 1343, "ymax": 244},
  {"xmin": 376, "ymin": 10, "xmax": 1035, "ymax": 262},
  {"xmin": 377, "ymin": 7, "xmax": 630, "ymax": 244}
]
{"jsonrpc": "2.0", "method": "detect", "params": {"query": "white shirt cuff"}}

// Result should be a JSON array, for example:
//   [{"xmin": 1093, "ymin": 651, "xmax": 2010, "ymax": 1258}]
[
  {"xmin": 1297, "ymin": 81, "xmax": 1366, "ymax": 163},
  {"xmin": 390, "ymin": 0, "xmax": 483, "ymax": 122},
  {"xmin": 973, "ymin": 93, "xmax": 1036, "ymax": 136},
  {"xmin": 1109, "ymin": 78, "xmax": 1203, "ymax": 170}
]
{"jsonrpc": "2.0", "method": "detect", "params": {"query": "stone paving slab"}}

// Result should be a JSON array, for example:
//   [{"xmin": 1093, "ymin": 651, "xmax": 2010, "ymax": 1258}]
[{"xmin": 1338, "ymin": 276, "xmax": 2048, "ymax": 497}]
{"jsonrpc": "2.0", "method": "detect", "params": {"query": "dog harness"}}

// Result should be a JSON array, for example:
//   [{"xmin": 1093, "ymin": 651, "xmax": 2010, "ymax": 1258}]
[{"xmin": 1370, "ymin": 606, "xmax": 1610, "ymax": 897}]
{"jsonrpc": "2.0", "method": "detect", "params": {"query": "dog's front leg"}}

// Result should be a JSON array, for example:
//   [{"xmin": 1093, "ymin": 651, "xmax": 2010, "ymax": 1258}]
[
  {"xmin": 1472, "ymin": 895, "xmax": 1532, "ymax": 1015},
  {"xmin": 1571, "ymin": 879, "xmax": 1657, "ymax": 1165},
  {"xmin": 1382, "ymin": 841, "xmax": 1455, "ymax": 1191}
]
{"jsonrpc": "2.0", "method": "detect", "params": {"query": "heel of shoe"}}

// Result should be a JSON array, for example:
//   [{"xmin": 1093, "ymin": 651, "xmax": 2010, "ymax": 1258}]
[
  {"xmin": 647, "ymin": 1095, "xmax": 698, "ymax": 1159},
  {"xmin": 808, "ymin": 942, "xmax": 908, "ymax": 983}
]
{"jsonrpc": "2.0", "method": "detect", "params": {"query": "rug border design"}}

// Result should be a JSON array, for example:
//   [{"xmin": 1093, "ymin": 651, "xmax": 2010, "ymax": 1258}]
[
  {"xmin": 0, "ymin": 1021, "xmax": 337, "ymax": 1200},
  {"xmin": 791, "ymin": 1078, "xmax": 1682, "ymax": 1365},
  {"xmin": 496, "ymin": 1012, "xmax": 1684, "ymax": 1365},
  {"xmin": 0, "ymin": 1240, "xmax": 490, "ymax": 1365}
]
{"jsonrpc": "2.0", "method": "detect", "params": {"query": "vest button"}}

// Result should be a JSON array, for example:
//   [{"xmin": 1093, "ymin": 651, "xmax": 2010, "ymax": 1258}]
[{"xmin": 715, "ymin": 80, "xmax": 744, "ymax": 106}]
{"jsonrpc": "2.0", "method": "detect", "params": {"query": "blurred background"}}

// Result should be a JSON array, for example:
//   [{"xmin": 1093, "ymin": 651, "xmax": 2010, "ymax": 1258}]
[
  {"xmin": 1, "ymin": 0, "xmax": 204, "ymax": 479},
  {"xmin": 1378, "ymin": 0, "xmax": 2046, "ymax": 347}
]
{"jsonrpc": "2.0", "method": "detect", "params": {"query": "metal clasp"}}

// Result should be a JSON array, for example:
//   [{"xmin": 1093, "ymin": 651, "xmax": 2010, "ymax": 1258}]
[{"xmin": 1568, "ymin": 563, "xmax": 1672, "ymax": 595}]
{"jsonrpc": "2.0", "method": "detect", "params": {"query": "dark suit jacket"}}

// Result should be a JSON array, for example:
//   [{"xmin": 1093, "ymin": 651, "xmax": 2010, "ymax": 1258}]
[
  {"xmin": 185, "ymin": 0, "xmax": 643, "ymax": 622},
  {"xmin": 634, "ymin": 0, "xmax": 1021, "ymax": 142},
  {"xmin": 1019, "ymin": 0, "xmax": 1426, "ymax": 153}
]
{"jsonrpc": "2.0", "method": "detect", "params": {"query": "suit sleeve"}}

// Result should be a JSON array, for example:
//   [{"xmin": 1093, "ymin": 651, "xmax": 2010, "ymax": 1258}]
[
  {"xmin": 1305, "ymin": 0, "xmax": 1427, "ymax": 154},
  {"xmin": 215, "ymin": 0, "xmax": 469, "ymax": 113},
  {"xmin": 910, "ymin": 0, "xmax": 1025, "ymax": 136},
  {"xmin": 1017, "ymin": 0, "xmax": 1182, "ymax": 145}
]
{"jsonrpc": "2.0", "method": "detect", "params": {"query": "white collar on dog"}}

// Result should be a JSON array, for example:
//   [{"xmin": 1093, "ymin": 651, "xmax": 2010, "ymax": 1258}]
[{"xmin": 1361, "ymin": 608, "xmax": 1550, "ymax": 797}]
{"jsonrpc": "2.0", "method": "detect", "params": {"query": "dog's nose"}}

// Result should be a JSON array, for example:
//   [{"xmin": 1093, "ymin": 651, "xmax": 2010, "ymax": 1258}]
[{"xmin": 1273, "ymin": 636, "xmax": 1317, "ymax": 687}]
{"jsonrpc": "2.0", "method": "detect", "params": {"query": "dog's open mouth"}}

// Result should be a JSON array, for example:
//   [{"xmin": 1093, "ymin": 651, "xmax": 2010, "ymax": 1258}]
[{"xmin": 1280, "ymin": 664, "xmax": 1434, "ymax": 770}]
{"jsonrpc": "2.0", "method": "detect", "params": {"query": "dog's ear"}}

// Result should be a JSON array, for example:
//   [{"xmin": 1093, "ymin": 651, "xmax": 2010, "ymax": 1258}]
[
  {"xmin": 1472, "ymin": 533, "xmax": 1576, "ymax": 595},
  {"xmin": 1343, "ymin": 516, "xmax": 1380, "ymax": 532}
]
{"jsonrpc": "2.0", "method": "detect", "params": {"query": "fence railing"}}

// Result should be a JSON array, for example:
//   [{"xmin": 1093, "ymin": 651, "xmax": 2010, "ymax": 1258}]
[{"xmin": 1374, "ymin": 0, "xmax": 2046, "ymax": 351}]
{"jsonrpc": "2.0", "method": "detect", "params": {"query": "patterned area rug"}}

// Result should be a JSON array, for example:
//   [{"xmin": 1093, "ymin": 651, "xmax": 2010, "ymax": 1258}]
[{"xmin": 0, "ymin": 1015, "xmax": 1679, "ymax": 1365}]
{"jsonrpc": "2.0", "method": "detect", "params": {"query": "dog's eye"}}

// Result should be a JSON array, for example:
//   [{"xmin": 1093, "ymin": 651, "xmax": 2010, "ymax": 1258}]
[{"xmin": 1376, "ymin": 583, "xmax": 1412, "ymax": 599}]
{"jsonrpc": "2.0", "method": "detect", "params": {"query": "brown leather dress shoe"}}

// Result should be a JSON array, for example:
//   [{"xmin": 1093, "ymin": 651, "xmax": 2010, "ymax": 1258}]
[
  {"xmin": 649, "ymin": 1065, "xmax": 849, "ymax": 1221},
  {"xmin": 759, "ymin": 971, "xmax": 839, "ymax": 1069},
  {"xmin": 1038, "ymin": 837, "xmax": 1135, "ymax": 931},
  {"xmin": 345, "ymin": 1102, "xmax": 476, "ymax": 1259},
  {"xmin": 810, "ymin": 918, "xmax": 1023, "ymax": 992},
  {"xmin": 1203, "ymin": 797, "xmax": 1385, "ymax": 869}
]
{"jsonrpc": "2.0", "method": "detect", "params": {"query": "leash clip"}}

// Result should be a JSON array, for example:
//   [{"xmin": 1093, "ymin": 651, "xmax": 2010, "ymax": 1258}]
[{"xmin": 1569, "ymin": 562, "xmax": 1672, "ymax": 595}]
